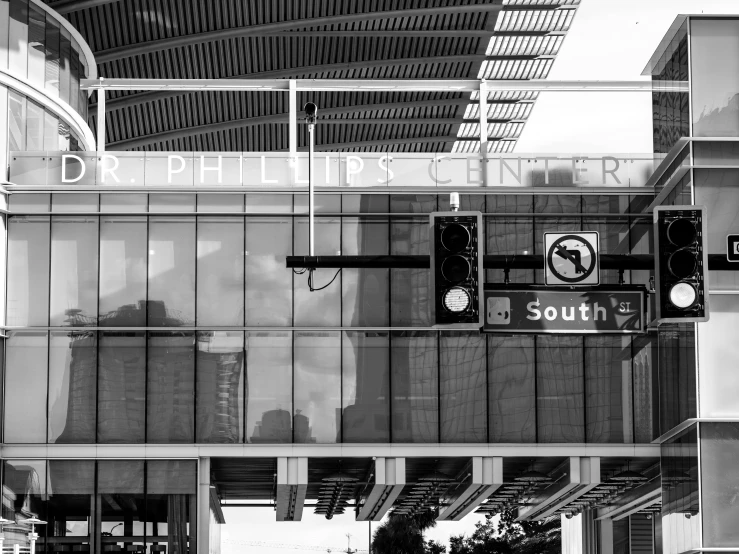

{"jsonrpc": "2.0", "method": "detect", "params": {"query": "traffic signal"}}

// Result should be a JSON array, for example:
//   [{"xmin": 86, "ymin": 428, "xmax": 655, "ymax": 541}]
[
  {"xmin": 653, "ymin": 205, "xmax": 709, "ymax": 323},
  {"xmin": 430, "ymin": 211, "xmax": 484, "ymax": 328}
]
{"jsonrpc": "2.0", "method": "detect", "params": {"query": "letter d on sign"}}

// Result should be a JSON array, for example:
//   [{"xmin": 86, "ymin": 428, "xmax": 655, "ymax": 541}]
[{"xmin": 62, "ymin": 154, "xmax": 85, "ymax": 183}]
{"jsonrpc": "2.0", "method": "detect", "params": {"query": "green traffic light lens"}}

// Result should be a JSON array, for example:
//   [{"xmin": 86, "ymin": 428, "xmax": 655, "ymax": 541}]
[
  {"xmin": 441, "ymin": 223, "xmax": 471, "ymax": 253},
  {"xmin": 669, "ymin": 282, "xmax": 697, "ymax": 309},
  {"xmin": 441, "ymin": 255, "xmax": 471, "ymax": 283},
  {"xmin": 668, "ymin": 248, "xmax": 697, "ymax": 279},
  {"xmin": 443, "ymin": 287, "xmax": 471, "ymax": 313},
  {"xmin": 667, "ymin": 218, "xmax": 697, "ymax": 248}
]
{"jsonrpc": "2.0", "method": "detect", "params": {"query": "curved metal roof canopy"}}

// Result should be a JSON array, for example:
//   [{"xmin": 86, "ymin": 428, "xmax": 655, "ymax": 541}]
[{"xmin": 47, "ymin": 0, "xmax": 580, "ymax": 152}]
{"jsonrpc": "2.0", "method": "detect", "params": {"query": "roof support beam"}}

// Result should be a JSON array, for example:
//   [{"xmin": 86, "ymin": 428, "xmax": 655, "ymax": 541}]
[
  {"xmin": 94, "ymin": 4, "xmax": 504, "ymax": 63},
  {"xmin": 50, "ymin": 0, "xmax": 120, "ymax": 14},
  {"xmin": 275, "ymin": 457, "xmax": 308, "ymax": 521},
  {"xmin": 595, "ymin": 481, "xmax": 661, "ymax": 522},
  {"xmin": 516, "ymin": 457, "xmax": 584, "ymax": 522},
  {"xmin": 356, "ymin": 458, "xmax": 405, "ymax": 522},
  {"xmin": 438, "ymin": 457, "xmax": 503, "ymax": 521},
  {"xmin": 532, "ymin": 457, "xmax": 601, "ymax": 520}
]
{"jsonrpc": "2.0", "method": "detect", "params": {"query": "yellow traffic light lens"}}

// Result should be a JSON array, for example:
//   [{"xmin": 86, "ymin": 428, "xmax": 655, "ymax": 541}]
[
  {"xmin": 443, "ymin": 287, "xmax": 471, "ymax": 313},
  {"xmin": 669, "ymin": 282, "xmax": 697, "ymax": 308},
  {"xmin": 441, "ymin": 255, "xmax": 471, "ymax": 283},
  {"xmin": 668, "ymin": 248, "xmax": 697, "ymax": 279}
]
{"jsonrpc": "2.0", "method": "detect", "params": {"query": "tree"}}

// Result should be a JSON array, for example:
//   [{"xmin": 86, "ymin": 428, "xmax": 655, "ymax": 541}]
[
  {"xmin": 372, "ymin": 510, "xmax": 439, "ymax": 554},
  {"xmin": 449, "ymin": 509, "xmax": 560, "ymax": 554}
]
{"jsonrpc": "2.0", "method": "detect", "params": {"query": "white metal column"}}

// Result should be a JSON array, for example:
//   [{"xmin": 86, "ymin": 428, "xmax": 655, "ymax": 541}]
[
  {"xmin": 198, "ymin": 457, "xmax": 211, "ymax": 554},
  {"xmin": 479, "ymin": 79, "xmax": 488, "ymax": 186},
  {"xmin": 96, "ymin": 80, "xmax": 105, "ymax": 152}
]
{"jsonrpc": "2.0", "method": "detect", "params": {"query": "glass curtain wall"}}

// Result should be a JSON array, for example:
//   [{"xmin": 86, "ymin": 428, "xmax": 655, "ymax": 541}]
[
  {"xmin": 4, "ymin": 193, "xmax": 659, "ymax": 444},
  {"xmin": 1, "ymin": 460, "xmax": 195, "ymax": 553}
]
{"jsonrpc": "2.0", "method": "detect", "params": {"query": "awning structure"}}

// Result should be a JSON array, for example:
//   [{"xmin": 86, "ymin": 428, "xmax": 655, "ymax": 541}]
[{"xmin": 49, "ymin": 0, "xmax": 581, "ymax": 153}]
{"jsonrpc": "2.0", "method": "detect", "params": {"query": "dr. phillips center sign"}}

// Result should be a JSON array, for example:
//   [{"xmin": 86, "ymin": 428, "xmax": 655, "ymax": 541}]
[
  {"xmin": 15, "ymin": 152, "xmax": 652, "ymax": 188},
  {"xmin": 484, "ymin": 286, "xmax": 646, "ymax": 334}
]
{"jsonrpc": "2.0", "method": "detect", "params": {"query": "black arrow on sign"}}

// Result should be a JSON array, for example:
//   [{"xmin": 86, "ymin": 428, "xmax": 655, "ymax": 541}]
[{"xmin": 555, "ymin": 244, "xmax": 587, "ymax": 274}]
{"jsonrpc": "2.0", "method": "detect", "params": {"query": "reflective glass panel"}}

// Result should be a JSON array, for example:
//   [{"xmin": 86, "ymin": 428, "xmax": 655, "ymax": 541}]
[
  {"xmin": 633, "ymin": 335, "xmax": 658, "ymax": 443},
  {"xmin": 147, "ymin": 332, "xmax": 195, "ymax": 443},
  {"xmin": 100, "ymin": 217, "xmax": 147, "ymax": 326},
  {"xmin": 148, "ymin": 218, "xmax": 195, "ymax": 326},
  {"xmin": 7, "ymin": 216, "xmax": 50, "ymax": 326},
  {"xmin": 9, "ymin": 193, "xmax": 50, "ymax": 212},
  {"xmin": 585, "ymin": 336, "xmax": 629, "ymax": 443},
  {"xmin": 294, "ymin": 218, "xmax": 341, "ymax": 326},
  {"xmin": 47, "ymin": 460, "xmax": 94, "ymax": 548},
  {"xmin": 198, "ymin": 193, "xmax": 244, "ymax": 212},
  {"xmin": 245, "ymin": 218, "xmax": 292, "ymax": 326},
  {"xmin": 488, "ymin": 336, "xmax": 536, "ymax": 443},
  {"xmin": 4, "ymin": 331, "xmax": 48, "ymax": 443},
  {"xmin": 52, "ymin": 193, "xmax": 98, "ymax": 212},
  {"xmin": 391, "ymin": 331, "xmax": 439, "ymax": 443},
  {"xmin": 26, "ymin": 99, "xmax": 44, "ymax": 150},
  {"xmin": 661, "ymin": 427, "xmax": 700, "ymax": 554},
  {"xmin": 149, "ymin": 194, "xmax": 196, "ymax": 212},
  {"xmin": 98, "ymin": 460, "xmax": 145, "ymax": 551},
  {"xmin": 342, "ymin": 331, "xmax": 389, "ymax": 443},
  {"xmin": 146, "ymin": 461, "xmax": 196, "ymax": 554},
  {"xmin": 98, "ymin": 332, "xmax": 146, "ymax": 443},
  {"xmin": 341, "ymin": 219, "xmax": 389, "ymax": 326},
  {"xmin": 537, "ymin": 335, "xmax": 585, "ymax": 443},
  {"xmin": 245, "ymin": 332, "xmax": 292, "ymax": 443},
  {"xmin": 100, "ymin": 194, "xmax": 148, "ymax": 213},
  {"xmin": 294, "ymin": 332, "xmax": 341, "ymax": 443},
  {"xmin": 440, "ymin": 333, "xmax": 486, "ymax": 443},
  {"xmin": 700, "ymin": 422, "xmax": 739, "ymax": 547},
  {"xmin": 197, "ymin": 217, "xmax": 244, "ymax": 326},
  {"xmin": 196, "ymin": 331, "xmax": 244, "ymax": 443},
  {"xmin": 48, "ymin": 331, "xmax": 97, "ymax": 443},
  {"xmin": 485, "ymin": 195, "xmax": 534, "ymax": 284},
  {"xmin": 2, "ymin": 460, "xmax": 47, "ymax": 532},
  {"xmin": 49, "ymin": 217, "xmax": 98, "ymax": 326}
]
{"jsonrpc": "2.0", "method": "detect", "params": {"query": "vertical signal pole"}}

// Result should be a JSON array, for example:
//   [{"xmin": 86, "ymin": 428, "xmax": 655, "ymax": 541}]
[
  {"xmin": 305, "ymin": 102, "xmax": 318, "ymax": 256},
  {"xmin": 96, "ymin": 77, "xmax": 105, "ymax": 151},
  {"xmin": 479, "ymin": 79, "xmax": 487, "ymax": 187}
]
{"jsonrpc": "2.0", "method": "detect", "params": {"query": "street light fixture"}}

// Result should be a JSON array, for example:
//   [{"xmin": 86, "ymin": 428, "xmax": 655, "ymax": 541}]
[
  {"xmin": 19, "ymin": 517, "xmax": 47, "ymax": 554},
  {"xmin": 0, "ymin": 517, "xmax": 14, "ymax": 554}
]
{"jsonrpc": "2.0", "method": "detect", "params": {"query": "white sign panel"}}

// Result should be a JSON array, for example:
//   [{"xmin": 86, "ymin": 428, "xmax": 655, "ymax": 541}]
[{"xmin": 544, "ymin": 232, "xmax": 600, "ymax": 286}]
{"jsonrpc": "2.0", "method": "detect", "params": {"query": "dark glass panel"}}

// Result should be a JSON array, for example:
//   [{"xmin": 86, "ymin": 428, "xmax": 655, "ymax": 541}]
[
  {"xmin": 390, "ymin": 195, "xmax": 435, "ymax": 325},
  {"xmin": 582, "ymin": 195, "xmax": 631, "ymax": 284},
  {"xmin": 196, "ymin": 331, "xmax": 244, "ymax": 443},
  {"xmin": 27, "ymin": 3, "xmax": 45, "ymax": 86},
  {"xmin": 342, "ymin": 331, "xmax": 389, "ymax": 443},
  {"xmin": 485, "ymin": 195, "xmax": 534, "ymax": 283},
  {"xmin": 48, "ymin": 331, "xmax": 97, "ymax": 443},
  {"xmin": 440, "ymin": 332, "xmax": 486, "ymax": 443},
  {"xmin": 245, "ymin": 217, "xmax": 292, "ymax": 326},
  {"xmin": 147, "ymin": 332, "xmax": 195, "ymax": 443},
  {"xmin": 537, "ymin": 335, "xmax": 585, "ymax": 443},
  {"xmin": 44, "ymin": 18, "xmax": 60, "ymax": 94},
  {"xmin": 59, "ymin": 32, "xmax": 71, "ymax": 105},
  {"xmin": 2, "ymin": 460, "xmax": 47, "ymax": 529},
  {"xmin": 100, "ymin": 217, "xmax": 147, "ymax": 326},
  {"xmin": 293, "ymin": 217, "xmax": 341, "ymax": 326},
  {"xmin": 7, "ymin": 216, "xmax": 50, "ymax": 326},
  {"xmin": 632, "ymin": 335, "xmax": 658, "ymax": 443},
  {"xmin": 98, "ymin": 460, "xmax": 145, "ymax": 550},
  {"xmin": 585, "ymin": 336, "xmax": 629, "ymax": 443},
  {"xmin": 4, "ymin": 331, "xmax": 48, "ymax": 443},
  {"xmin": 488, "ymin": 335, "xmax": 536, "ymax": 443},
  {"xmin": 148, "ymin": 218, "xmax": 195, "ymax": 326},
  {"xmin": 660, "ymin": 427, "xmax": 700, "ymax": 553},
  {"xmin": 47, "ymin": 460, "xmax": 93, "ymax": 548},
  {"xmin": 391, "ymin": 331, "xmax": 439, "ymax": 443},
  {"xmin": 197, "ymin": 217, "xmax": 244, "ymax": 326},
  {"xmin": 658, "ymin": 324, "xmax": 696, "ymax": 436},
  {"xmin": 340, "ymin": 194, "xmax": 390, "ymax": 213},
  {"xmin": 294, "ymin": 331, "xmax": 341, "ymax": 443},
  {"xmin": 50, "ymin": 217, "xmax": 98, "ymax": 326},
  {"xmin": 146, "ymin": 461, "xmax": 196, "ymax": 554},
  {"xmin": 245, "ymin": 332, "xmax": 292, "ymax": 443},
  {"xmin": 341, "ymin": 218, "xmax": 389, "ymax": 326},
  {"xmin": 700, "ymin": 422, "xmax": 739, "ymax": 547},
  {"xmin": 97, "ymin": 332, "xmax": 146, "ymax": 443}
]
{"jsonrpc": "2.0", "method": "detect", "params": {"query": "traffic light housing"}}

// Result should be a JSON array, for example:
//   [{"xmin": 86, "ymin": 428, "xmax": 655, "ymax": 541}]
[
  {"xmin": 430, "ymin": 211, "xmax": 484, "ymax": 328},
  {"xmin": 653, "ymin": 205, "xmax": 709, "ymax": 323}
]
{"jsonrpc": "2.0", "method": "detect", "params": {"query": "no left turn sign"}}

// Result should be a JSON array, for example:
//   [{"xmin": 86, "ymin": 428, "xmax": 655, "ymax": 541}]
[{"xmin": 544, "ymin": 232, "xmax": 600, "ymax": 285}]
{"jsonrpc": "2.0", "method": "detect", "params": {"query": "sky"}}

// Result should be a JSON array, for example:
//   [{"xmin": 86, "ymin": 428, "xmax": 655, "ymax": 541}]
[{"xmin": 220, "ymin": 1, "xmax": 739, "ymax": 552}]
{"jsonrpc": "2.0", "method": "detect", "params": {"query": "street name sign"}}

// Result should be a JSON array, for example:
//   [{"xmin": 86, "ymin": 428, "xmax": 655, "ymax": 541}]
[
  {"xmin": 544, "ymin": 232, "xmax": 599, "ymax": 285},
  {"xmin": 728, "ymin": 234, "xmax": 739, "ymax": 262},
  {"xmin": 483, "ymin": 286, "xmax": 645, "ymax": 334}
]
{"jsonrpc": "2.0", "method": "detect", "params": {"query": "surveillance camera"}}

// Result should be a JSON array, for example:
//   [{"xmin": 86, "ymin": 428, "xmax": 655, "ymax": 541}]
[
  {"xmin": 304, "ymin": 102, "xmax": 318, "ymax": 123},
  {"xmin": 325, "ymin": 513, "xmax": 333, "ymax": 520}
]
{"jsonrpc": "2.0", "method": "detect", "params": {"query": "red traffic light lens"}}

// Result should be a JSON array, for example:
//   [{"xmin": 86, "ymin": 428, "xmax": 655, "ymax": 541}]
[
  {"xmin": 441, "ymin": 223, "xmax": 471, "ymax": 253},
  {"xmin": 668, "ymin": 248, "xmax": 697, "ymax": 279},
  {"xmin": 441, "ymin": 255, "xmax": 471, "ymax": 283},
  {"xmin": 667, "ymin": 218, "xmax": 697, "ymax": 247}
]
